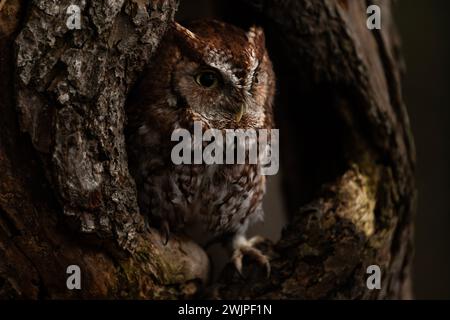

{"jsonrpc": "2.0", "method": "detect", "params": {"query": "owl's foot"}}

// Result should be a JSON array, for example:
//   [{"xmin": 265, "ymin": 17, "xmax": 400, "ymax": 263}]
[
  {"xmin": 144, "ymin": 215, "xmax": 152, "ymax": 232},
  {"xmin": 231, "ymin": 235, "xmax": 271, "ymax": 278}
]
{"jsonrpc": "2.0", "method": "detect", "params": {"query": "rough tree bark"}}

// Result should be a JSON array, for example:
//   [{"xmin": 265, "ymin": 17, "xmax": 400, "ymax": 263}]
[{"xmin": 0, "ymin": 0, "xmax": 415, "ymax": 299}]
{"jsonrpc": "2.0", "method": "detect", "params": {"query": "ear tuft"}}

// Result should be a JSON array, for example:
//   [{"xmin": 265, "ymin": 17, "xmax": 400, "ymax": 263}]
[
  {"xmin": 171, "ymin": 22, "xmax": 205, "ymax": 57},
  {"xmin": 247, "ymin": 26, "xmax": 266, "ymax": 48},
  {"xmin": 173, "ymin": 22, "xmax": 199, "ymax": 42}
]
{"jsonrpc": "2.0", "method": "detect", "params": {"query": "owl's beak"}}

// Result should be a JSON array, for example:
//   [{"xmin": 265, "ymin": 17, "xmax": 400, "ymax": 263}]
[{"xmin": 235, "ymin": 104, "xmax": 247, "ymax": 123}]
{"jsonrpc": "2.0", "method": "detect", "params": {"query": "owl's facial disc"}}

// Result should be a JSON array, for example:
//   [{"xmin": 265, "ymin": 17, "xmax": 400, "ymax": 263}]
[
  {"xmin": 173, "ymin": 58, "xmax": 268, "ymax": 129},
  {"xmin": 171, "ymin": 22, "xmax": 271, "ymax": 128}
]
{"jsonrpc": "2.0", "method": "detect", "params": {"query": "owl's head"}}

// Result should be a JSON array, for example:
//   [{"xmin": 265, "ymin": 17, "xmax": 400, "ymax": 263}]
[{"xmin": 166, "ymin": 20, "xmax": 275, "ymax": 130}]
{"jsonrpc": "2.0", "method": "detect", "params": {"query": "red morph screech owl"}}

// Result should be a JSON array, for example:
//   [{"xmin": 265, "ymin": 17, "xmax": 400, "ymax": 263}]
[{"xmin": 125, "ymin": 20, "xmax": 276, "ymax": 276}]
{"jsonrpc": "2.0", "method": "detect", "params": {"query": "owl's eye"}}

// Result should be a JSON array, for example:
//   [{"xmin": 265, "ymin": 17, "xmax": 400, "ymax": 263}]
[{"xmin": 195, "ymin": 70, "xmax": 220, "ymax": 88}]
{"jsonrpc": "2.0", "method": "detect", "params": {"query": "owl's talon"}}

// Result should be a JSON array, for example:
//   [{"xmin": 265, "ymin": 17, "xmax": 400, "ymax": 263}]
[
  {"xmin": 144, "ymin": 216, "xmax": 153, "ymax": 233},
  {"xmin": 231, "ymin": 235, "xmax": 271, "ymax": 278},
  {"xmin": 160, "ymin": 221, "xmax": 170, "ymax": 245}
]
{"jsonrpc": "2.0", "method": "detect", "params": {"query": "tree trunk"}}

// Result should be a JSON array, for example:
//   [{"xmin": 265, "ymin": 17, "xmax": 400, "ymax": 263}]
[{"xmin": 0, "ymin": 0, "xmax": 415, "ymax": 299}]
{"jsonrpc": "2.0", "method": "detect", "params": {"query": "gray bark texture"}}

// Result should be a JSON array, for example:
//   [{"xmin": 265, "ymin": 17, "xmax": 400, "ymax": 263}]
[{"xmin": 0, "ymin": 0, "xmax": 416, "ymax": 299}]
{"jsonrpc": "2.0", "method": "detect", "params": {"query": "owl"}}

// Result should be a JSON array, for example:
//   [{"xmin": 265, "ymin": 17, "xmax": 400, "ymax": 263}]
[{"xmin": 126, "ymin": 20, "xmax": 275, "ymax": 276}]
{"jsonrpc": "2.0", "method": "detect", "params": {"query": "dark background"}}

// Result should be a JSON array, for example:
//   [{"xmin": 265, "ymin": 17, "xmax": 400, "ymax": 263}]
[
  {"xmin": 177, "ymin": 0, "xmax": 450, "ymax": 299},
  {"xmin": 396, "ymin": 0, "xmax": 450, "ymax": 299}
]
